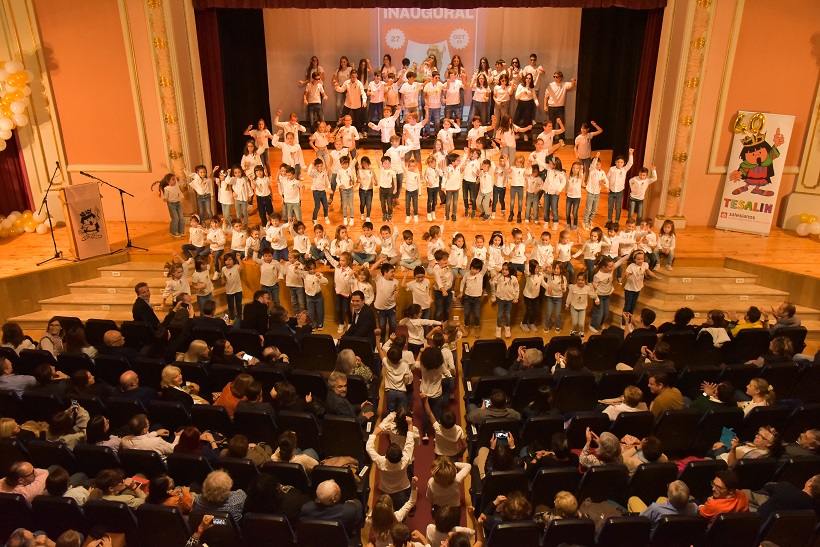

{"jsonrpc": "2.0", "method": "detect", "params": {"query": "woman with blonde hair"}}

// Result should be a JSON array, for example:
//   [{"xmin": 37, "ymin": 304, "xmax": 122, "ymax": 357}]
[
  {"xmin": 535, "ymin": 490, "xmax": 581, "ymax": 526},
  {"xmin": 176, "ymin": 339, "xmax": 210, "ymax": 363},
  {"xmin": 738, "ymin": 378, "xmax": 776, "ymax": 415},
  {"xmin": 160, "ymin": 365, "xmax": 208, "ymax": 410}
]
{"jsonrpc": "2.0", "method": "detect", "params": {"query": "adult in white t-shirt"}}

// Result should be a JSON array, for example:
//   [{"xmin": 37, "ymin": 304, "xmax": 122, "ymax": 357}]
[{"xmin": 545, "ymin": 70, "xmax": 577, "ymax": 130}]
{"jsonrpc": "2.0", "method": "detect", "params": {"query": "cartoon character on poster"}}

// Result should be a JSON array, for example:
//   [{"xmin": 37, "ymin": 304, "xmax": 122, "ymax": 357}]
[
  {"xmin": 728, "ymin": 128, "xmax": 785, "ymax": 197},
  {"xmin": 78, "ymin": 208, "xmax": 103, "ymax": 240}
]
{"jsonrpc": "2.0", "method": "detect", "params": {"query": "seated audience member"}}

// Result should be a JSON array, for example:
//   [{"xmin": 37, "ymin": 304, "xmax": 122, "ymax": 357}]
[
  {"xmin": 165, "ymin": 294, "xmax": 195, "ymax": 330},
  {"xmin": 0, "ymin": 357, "xmax": 36, "ymax": 395},
  {"xmin": 536, "ymin": 490, "xmax": 582, "ymax": 526},
  {"xmin": 620, "ymin": 434, "xmax": 667, "ymax": 474},
  {"xmin": 496, "ymin": 347, "xmax": 546, "ymax": 378},
  {"xmin": 272, "ymin": 430, "xmax": 319, "ymax": 473},
  {"xmin": 785, "ymin": 429, "xmax": 820, "ymax": 458},
  {"xmin": 190, "ymin": 300, "xmax": 229, "ymax": 335},
  {"xmin": 737, "ymin": 378, "xmax": 775, "ymax": 415},
  {"xmin": 97, "ymin": 330, "xmax": 140, "ymax": 365},
  {"xmin": 38, "ymin": 318, "xmax": 64, "ymax": 356},
  {"xmin": 299, "ymin": 479, "xmax": 364, "ymax": 536},
  {"xmin": 648, "ymin": 372, "xmax": 684, "ymax": 418},
  {"xmin": 0, "ymin": 461, "xmax": 48, "ymax": 500},
  {"xmin": 0, "ymin": 417, "xmax": 42, "ymax": 442},
  {"xmin": 326, "ymin": 371, "xmax": 375, "ymax": 426},
  {"xmin": 474, "ymin": 434, "xmax": 520, "ymax": 480},
  {"xmin": 368, "ymin": 416, "xmax": 416, "ymax": 508},
  {"xmin": 85, "ymin": 415, "xmax": 122, "ymax": 452},
  {"xmin": 580, "ymin": 429, "xmax": 623, "ymax": 469},
  {"xmin": 174, "ymin": 426, "xmax": 220, "ymax": 463},
  {"xmin": 699, "ymin": 470, "xmax": 749, "ymax": 523},
  {"xmin": 1, "ymin": 322, "xmax": 35, "ymax": 354},
  {"xmin": 525, "ymin": 432, "xmax": 577, "ymax": 481},
  {"xmin": 176, "ymin": 339, "xmax": 210, "ymax": 364},
  {"xmin": 478, "ymin": 490, "xmax": 532, "ymax": 535},
  {"xmin": 235, "ymin": 380, "xmax": 275, "ymax": 416},
  {"xmin": 214, "ymin": 373, "xmax": 254, "ymax": 418},
  {"xmin": 749, "ymin": 336, "xmax": 795, "ymax": 368},
  {"xmin": 522, "ymin": 384, "xmax": 560, "ymax": 420},
  {"xmin": 690, "ymin": 381, "xmax": 737, "ymax": 412},
  {"xmin": 466, "ymin": 388, "xmax": 521, "ymax": 426},
  {"xmin": 243, "ymin": 290, "xmax": 271, "ymax": 335},
  {"xmin": 93, "ymin": 468, "xmax": 146, "ymax": 508},
  {"xmin": 116, "ymin": 370, "xmax": 158, "ymax": 408},
  {"xmin": 629, "ymin": 480, "xmax": 699, "ymax": 532},
  {"xmin": 767, "ymin": 302, "xmax": 801, "ymax": 334},
  {"xmin": 5, "ymin": 529, "xmax": 55, "ymax": 547},
  {"xmin": 67, "ymin": 369, "xmax": 114, "ymax": 400},
  {"xmin": 425, "ymin": 504, "xmax": 473, "ymax": 547},
  {"xmin": 26, "ymin": 363, "xmax": 68, "ymax": 396},
  {"xmin": 120, "ymin": 413, "xmax": 180, "ymax": 456},
  {"xmin": 46, "ymin": 466, "xmax": 89, "ymax": 506},
  {"xmin": 601, "ymin": 385, "xmax": 648, "ymax": 421},
  {"xmin": 696, "ymin": 310, "xmax": 731, "ymax": 347},
  {"xmin": 145, "ymin": 473, "xmax": 193, "ymax": 515},
  {"xmin": 271, "ymin": 380, "xmax": 317, "ymax": 415},
  {"xmin": 210, "ymin": 338, "xmax": 257, "ymax": 367},
  {"xmin": 191, "ymin": 470, "xmax": 247, "ymax": 523},
  {"xmin": 160, "ymin": 364, "xmax": 206, "ymax": 411},
  {"xmin": 242, "ymin": 472, "xmax": 309, "ymax": 523},
  {"xmin": 657, "ymin": 307, "xmax": 696, "ymax": 335},
  {"xmin": 755, "ymin": 474, "xmax": 820, "ymax": 521},
  {"xmin": 551, "ymin": 347, "xmax": 592, "ymax": 377},
  {"xmin": 617, "ymin": 340, "xmax": 676, "ymax": 375},
  {"xmin": 62, "ymin": 325, "xmax": 97, "ymax": 359},
  {"xmin": 728, "ymin": 306, "xmax": 764, "ymax": 337},
  {"xmin": 267, "ymin": 305, "xmax": 312, "ymax": 343},
  {"xmin": 335, "ymin": 348, "xmax": 375, "ymax": 390},
  {"xmin": 710, "ymin": 425, "xmax": 782, "ymax": 465},
  {"xmin": 369, "ymin": 480, "xmax": 420, "ymax": 547},
  {"xmin": 623, "ymin": 308, "xmax": 658, "ymax": 336},
  {"xmin": 46, "ymin": 404, "xmax": 89, "ymax": 449},
  {"xmin": 253, "ymin": 346, "xmax": 293, "ymax": 377},
  {"xmin": 220, "ymin": 433, "xmax": 273, "ymax": 467}
]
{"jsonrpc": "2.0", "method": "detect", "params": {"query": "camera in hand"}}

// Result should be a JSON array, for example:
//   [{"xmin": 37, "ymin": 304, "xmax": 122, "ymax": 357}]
[
  {"xmin": 493, "ymin": 431, "xmax": 509, "ymax": 445},
  {"xmin": 211, "ymin": 517, "xmax": 228, "ymax": 526}
]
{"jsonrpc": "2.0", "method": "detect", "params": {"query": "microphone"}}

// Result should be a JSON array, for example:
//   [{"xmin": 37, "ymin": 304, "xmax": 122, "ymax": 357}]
[
  {"xmin": 79, "ymin": 171, "xmax": 93, "ymax": 178},
  {"xmin": 56, "ymin": 161, "xmax": 60, "ymax": 169}
]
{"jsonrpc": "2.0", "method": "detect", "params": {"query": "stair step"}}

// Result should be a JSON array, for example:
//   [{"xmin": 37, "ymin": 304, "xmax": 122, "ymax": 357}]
[
  {"xmin": 38, "ymin": 289, "xmax": 227, "ymax": 313},
  {"xmin": 98, "ymin": 262, "xmax": 168, "ymax": 278},
  {"xmin": 607, "ymin": 293, "xmax": 820, "ymax": 321},
  {"xmin": 640, "ymin": 281, "xmax": 788, "ymax": 305},
  {"xmin": 68, "ymin": 276, "xmax": 172, "ymax": 294},
  {"xmin": 653, "ymin": 267, "xmax": 758, "ymax": 285}
]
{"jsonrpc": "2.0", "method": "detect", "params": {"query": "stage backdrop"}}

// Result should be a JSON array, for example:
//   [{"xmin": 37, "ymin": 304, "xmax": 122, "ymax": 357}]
[
  {"xmin": 263, "ymin": 8, "xmax": 580, "ymax": 131},
  {"xmin": 716, "ymin": 111, "xmax": 795, "ymax": 236}
]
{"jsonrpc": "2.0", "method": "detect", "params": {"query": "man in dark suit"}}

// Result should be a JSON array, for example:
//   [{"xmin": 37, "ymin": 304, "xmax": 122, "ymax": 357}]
[
  {"xmin": 299, "ymin": 479, "xmax": 363, "ymax": 536},
  {"xmin": 97, "ymin": 330, "xmax": 140, "ymax": 367},
  {"xmin": 326, "ymin": 371, "xmax": 374, "ymax": 429},
  {"xmin": 235, "ymin": 381, "xmax": 275, "ymax": 417},
  {"xmin": 341, "ymin": 291, "xmax": 376, "ymax": 350},
  {"xmin": 243, "ymin": 290, "xmax": 271, "ymax": 335},
  {"xmin": 251, "ymin": 346, "xmax": 293, "ymax": 378},
  {"xmin": 116, "ymin": 370, "xmax": 158, "ymax": 409},
  {"xmin": 132, "ymin": 282, "xmax": 160, "ymax": 330},
  {"xmin": 267, "ymin": 305, "xmax": 312, "ymax": 344},
  {"xmin": 191, "ymin": 300, "xmax": 230, "ymax": 335}
]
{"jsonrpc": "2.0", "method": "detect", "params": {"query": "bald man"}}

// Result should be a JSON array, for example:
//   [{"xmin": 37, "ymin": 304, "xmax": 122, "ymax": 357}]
[
  {"xmin": 115, "ymin": 370, "xmax": 157, "ymax": 408},
  {"xmin": 299, "ymin": 479, "xmax": 363, "ymax": 536},
  {"xmin": 0, "ymin": 461, "xmax": 48, "ymax": 501},
  {"xmin": 96, "ymin": 329, "xmax": 140, "ymax": 365}
]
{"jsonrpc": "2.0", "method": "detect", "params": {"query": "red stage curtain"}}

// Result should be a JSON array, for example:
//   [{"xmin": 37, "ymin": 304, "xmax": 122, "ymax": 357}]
[
  {"xmin": 194, "ymin": 0, "xmax": 666, "ymax": 9},
  {"xmin": 0, "ymin": 133, "xmax": 33, "ymax": 216},
  {"xmin": 195, "ymin": 8, "xmax": 228, "ymax": 169}
]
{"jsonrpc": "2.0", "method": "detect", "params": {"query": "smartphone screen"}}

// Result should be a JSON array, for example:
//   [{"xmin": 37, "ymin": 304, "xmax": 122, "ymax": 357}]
[
  {"xmin": 484, "ymin": 398, "xmax": 491, "ymax": 408},
  {"xmin": 211, "ymin": 517, "xmax": 227, "ymax": 526},
  {"xmin": 242, "ymin": 353, "xmax": 254, "ymax": 362}
]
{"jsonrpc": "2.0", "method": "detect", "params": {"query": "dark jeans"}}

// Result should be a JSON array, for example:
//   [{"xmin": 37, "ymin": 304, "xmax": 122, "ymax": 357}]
[
  {"xmin": 386, "ymin": 389, "xmax": 408, "ymax": 413},
  {"xmin": 427, "ymin": 187, "xmax": 439, "ymax": 213},
  {"xmin": 523, "ymin": 296, "xmax": 539, "ymax": 325},
  {"xmin": 462, "ymin": 180, "xmax": 478, "ymax": 214},
  {"xmin": 226, "ymin": 292, "xmax": 243, "ymax": 319},
  {"xmin": 421, "ymin": 394, "xmax": 444, "ymax": 436},
  {"xmin": 377, "ymin": 307, "xmax": 397, "ymax": 337},
  {"xmin": 307, "ymin": 103, "xmax": 324, "ymax": 130},
  {"xmin": 379, "ymin": 187, "xmax": 393, "ymax": 217},
  {"xmin": 622, "ymin": 289, "xmax": 640, "ymax": 324},
  {"xmin": 336, "ymin": 294, "xmax": 351, "ymax": 325},
  {"xmin": 463, "ymin": 295, "xmax": 481, "ymax": 327},
  {"xmin": 262, "ymin": 284, "xmax": 281, "ymax": 307},
  {"xmin": 312, "ymin": 190, "xmax": 328, "ymax": 220},
  {"xmin": 566, "ymin": 197, "xmax": 580, "ymax": 227},
  {"xmin": 405, "ymin": 190, "xmax": 419, "ymax": 216},
  {"xmin": 435, "ymin": 289, "xmax": 453, "ymax": 321},
  {"xmin": 257, "ymin": 195, "xmax": 273, "ymax": 225},
  {"xmin": 359, "ymin": 189, "xmax": 373, "ymax": 217},
  {"xmin": 182, "ymin": 244, "xmax": 209, "ymax": 259},
  {"xmin": 590, "ymin": 294, "xmax": 609, "ymax": 330},
  {"xmin": 492, "ymin": 187, "xmax": 506, "ymax": 212}
]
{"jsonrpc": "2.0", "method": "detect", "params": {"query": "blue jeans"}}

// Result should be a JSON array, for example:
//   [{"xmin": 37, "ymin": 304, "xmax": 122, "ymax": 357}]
[
  {"xmin": 523, "ymin": 296, "xmax": 539, "ymax": 325},
  {"xmin": 307, "ymin": 293, "xmax": 324, "ymax": 326},
  {"xmin": 196, "ymin": 293, "xmax": 214, "ymax": 315},
  {"xmin": 497, "ymin": 298, "xmax": 513, "ymax": 327},
  {"xmin": 167, "ymin": 201, "xmax": 184, "ymax": 235},
  {"xmin": 435, "ymin": 289, "xmax": 453, "ymax": 321},
  {"xmin": 426, "ymin": 106, "xmax": 441, "ymax": 135},
  {"xmin": 307, "ymin": 103, "xmax": 323, "ymax": 130},
  {"xmin": 386, "ymin": 389, "xmax": 408, "ymax": 413},
  {"xmin": 427, "ymin": 187, "xmax": 439, "ymax": 213},
  {"xmin": 590, "ymin": 294, "xmax": 609, "ymax": 330},
  {"xmin": 377, "ymin": 306, "xmax": 397, "ymax": 336},
  {"xmin": 444, "ymin": 104, "xmax": 460, "ymax": 122},
  {"xmin": 445, "ymin": 191, "xmax": 459, "ymax": 218},
  {"xmin": 359, "ymin": 189, "xmax": 373, "ymax": 218},
  {"xmin": 584, "ymin": 193, "xmax": 600, "ymax": 226},
  {"xmin": 623, "ymin": 289, "xmax": 640, "ymax": 321},
  {"xmin": 226, "ymin": 292, "xmax": 243, "ymax": 319},
  {"xmin": 608, "ymin": 191, "xmax": 623, "ymax": 222},
  {"xmin": 566, "ymin": 197, "xmax": 580, "ymax": 228},
  {"xmin": 257, "ymin": 195, "xmax": 273, "ymax": 225},
  {"xmin": 422, "ymin": 393, "xmax": 444, "ymax": 435},
  {"xmin": 312, "ymin": 190, "xmax": 328, "ymax": 221},
  {"xmin": 353, "ymin": 252, "xmax": 376, "ymax": 265},
  {"xmin": 463, "ymin": 295, "xmax": 481, "ymax": 327},
  {"xmin": 196, "ymin": 194, "xmax": 213, "ymax": 220},
  {"xmin": 405, "ymin": 190, "xmax": 419, "ymax": 216},
  {"xmin": 655, "ymin": 248, "xmax": 674, "ymax": 267},
  {"xmin": 340, "ymin": 188, "xmax": 354, "ymax": 219},
  {"xmin": 545, "ymin": 193, "xmax": 560, "ymax": 223},
  {"xmin": 629, "ymin": 198, "xmax": 644, "ymax": 220},
  {"xmin": 492, "ymin": 187, "xmax": 506, "ymax": 212},
  {"xmin": 182, "ymin": 244, "xmax": 209, "ymax": 259},
  {"xmin": 273, "ymin": 248, "xmax": 289, "ymax": 261},
  {"xmin": 290, "ymin": 286, "xmax": 306, "ymax": 313},
  {"xmin": 560, "ymin": 260, "xmax": 575, "ymax": 283},
  {"xmin": 584, "ymin": 259, "xmax": 596, "ymax": 282},
  {"xmin": 282, "ymin": 202, "xmax": 302, "ymax": 222},
  {"xmin": 462, "ymin": 180, "xmax": 478, "ymax": 215},
  {"xmin": 367, "ymin": 101, "xmax": 383, "ymax": 132},
  {"xmin": 379, "ymin": 187, "xmax": 393, "ymax": 218},
  {"xmin": 336, "ymin": 294, "xmax": 351, "ymax": 325},
  {"xmin": 234, "ymin": 200, "xmax": 249, "ymax": 227},
  {"xmin": 261, "ymin": 284, "xmax": 281, "ymax": 307},
  {"xmin": 545, "ymin": 296, "xmax": 562, "ymax": 329},
  {"xmin": 525, "ymin": 192, "xmax": 539, "ymax": 221},
  {"xmin": 510, "ymin": 187, "xmax": 524, "ymax": 216},
  {"xmin": 220, "ymin": 202, "xmax": 233, "ymax": 226}
]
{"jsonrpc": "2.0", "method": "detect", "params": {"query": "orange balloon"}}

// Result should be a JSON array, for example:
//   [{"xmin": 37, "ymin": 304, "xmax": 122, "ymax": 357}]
[
  {"xmin": 10, "ymin": 90, "xmax": 24, "ymax": 101},
  {"xmin": 0, "ymin": 94, "xmax": 13, "ymax": 106},
  {"xmin": 6, "ymin": 74, "xmax": 24, "ymax": 88}
]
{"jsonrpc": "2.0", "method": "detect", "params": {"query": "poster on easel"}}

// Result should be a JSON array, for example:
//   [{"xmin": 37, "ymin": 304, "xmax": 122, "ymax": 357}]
[
  {"xmin": 63, "ymin": 182, "xmax": 111, "ymax": 259},
  {"xmin": 716, "ymin": 111, "xmax": 795, "ymax": 235}
]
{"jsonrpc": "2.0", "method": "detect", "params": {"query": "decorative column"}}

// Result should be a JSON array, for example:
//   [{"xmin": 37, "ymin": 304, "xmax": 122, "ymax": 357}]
[
  {"xmin": 780, "ymin": 81, "xmax": 820, "ymax": 229},
  {"xmin": 658, "ymin": 0, "xmax": 715, "ymax": 225}
]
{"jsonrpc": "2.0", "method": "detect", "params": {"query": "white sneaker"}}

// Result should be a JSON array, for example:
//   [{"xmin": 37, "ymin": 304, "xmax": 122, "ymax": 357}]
[
  {"xmin": 324, "ymin": 217, "xmax": 330, "ymax": 224},
  {"xmin": 520, "ymin": 322, "xmax": 530, "ymax": 332},
  {"xmin": 491, "ymin": 294, "xmax": 497, "ymax": 303},
  {"xmin": 432, "ymin": 212, "xmax": 436, "ymax": 220},
  {"xmin": 653, "ymin": 265, "xmax": 660, "ymax": 271},
  {"xmin": 349, "ymin": 218, "xmax": 354, "ymax": 226},
  {"xmin": 495, "ymin": 327, "xmax": 502, "ymax": 338},
  {"xmin": 528, "ymin": 324, "xmax": 537, "ymax": 331},
  {"xmin": 361, "ymin": 214, "xmax": 365, "ymax": 220},
  {"xmin": 362, "ymin": 262, "xmax": 370, "ymax": 269},
  {"xmin": 427, "ymin": 213, "xmax": 432, "ymax": 221},
  {"xmin": 212, "ymin": 272, "xmax": 220, "ymax": 280},
  {"xmin": 552, "ymin": 222, "xmax": 559, "ymax": 230},
  {"xmin": 405, "ymin": 216, "xmax": 411, "ymax": 223},
  {"xmin": 666, "ymin": 265, "xmax": 673, "ymax": 271},
  {"xmin": 337, "ymin": 324, "xmax": 345, "ymax": 334},
  {"xmin": 366, "ymin": 217, "xmax": 371, "ymax": 222},
  {"xmin": 414, "ymin": 215, "xmax": 418, "ymax": 222},
  {"xmin": 504, "ymin": 326, "xmax": 511, "ymax": 338},
  {"xmin": 524, "ymin": 219, "xmax": 529, "ymax": 223},
  {"xmin": 343, "ymin": 218, "xmax": 348, "ymax": 226},
  {"xmin": 491, "ymin": 213, "xmax": 495, "ymax": 219},
  {"xmin": 588, "ymin": 325, "xmax": 600, "ymax": 334}
]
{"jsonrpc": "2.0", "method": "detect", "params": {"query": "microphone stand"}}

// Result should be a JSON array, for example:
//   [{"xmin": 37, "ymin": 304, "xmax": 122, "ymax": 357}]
[
  {"xmin": 79, "ymin": 171, "xmax": 147, "ymax": 254},
  {"xmin": 37, "ymin": 163, "xmax": 75, "ymax": 266}
]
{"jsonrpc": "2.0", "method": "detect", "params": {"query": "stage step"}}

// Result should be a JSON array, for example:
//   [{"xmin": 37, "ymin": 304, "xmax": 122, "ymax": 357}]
[
  {"xmin": 640, "ymin": 281, "xmax": 788, "ymax": 306},
  {"xmin": 652, "ymin": 267, "xmax": 758, "ymax": 285},
  {"xmin": 98, "ymin": 262, "xmax": 169, "ymax": 278},
  {"xmin": 67, "ymin": 276, "xmax": 170, "ymax": 295}
]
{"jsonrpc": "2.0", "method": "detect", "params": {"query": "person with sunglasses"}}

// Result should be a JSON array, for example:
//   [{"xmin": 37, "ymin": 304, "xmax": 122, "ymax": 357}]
[{"xmin": 545, "ymin": 71, "xmax": 577, "ymax": 130}]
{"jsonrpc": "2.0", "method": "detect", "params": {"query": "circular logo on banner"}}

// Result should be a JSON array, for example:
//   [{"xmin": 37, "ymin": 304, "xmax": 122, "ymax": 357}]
[
  {"xmin": 449, "ymin": 28, "xmax": 470, "ymax": 50},
  {"xmin": 385, "ymin": 28, "xmax": 406, "ymax": 50}
]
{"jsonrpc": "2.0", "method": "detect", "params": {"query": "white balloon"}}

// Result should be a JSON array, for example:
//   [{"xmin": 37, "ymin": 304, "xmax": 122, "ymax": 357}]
[
  {"xmin": 809, "ymin": 222, "xmax": 820, "ymax": 235},
  {"xmin": 4, "ymin": 61, "xmax": 23, "ymax": 74},
  {"xmin": 21, "ymin": 97, "xmax": 30, "ymax": 106},
  {"xmin": 0, "ymin": 69, "xmax": 7, "ymax": 81},
  {"xmin": 0, "ymin": 140, "xmax": 5, "ymax": 152},
  {"xmin": 0, "ymin": 118, "xmax": 13, "ymax": 131},
  {"xmin": 796, "ymin": 223, "xmax": 811, "ymax": 237},
  {"xmin": 1, "ymin": 218, "xmax": 12, "ymax": 229},
  {"xmin": 11, "ymin": 113, "xmax": 28, "ymax": 127},
  {"xmin": 8, "ymin": 211, "xmax": 21, "ymax": 220},
  {"xmin": 23, "ymin": 70, "xmax": 34, "ymax": 82},
  {"xmin": 0, "ymin": 129, "xmax": 10, "ymax": 140},
  {"xmin": 10, "ymin": 101, "xmax": 24, "ymax": 114},
  {"xmin": 36, "ymin": 223, "xmax": 49, "ymax": 234}
]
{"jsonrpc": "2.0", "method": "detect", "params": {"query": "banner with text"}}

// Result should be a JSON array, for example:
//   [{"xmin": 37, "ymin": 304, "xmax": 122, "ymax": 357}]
[
  {"xmin": 716, "ymin": 111, "xmax": 795, "ymax": 235},
  {"xmin": 64, "ymin": 182, "xmax": 111, "ymax": 259}
]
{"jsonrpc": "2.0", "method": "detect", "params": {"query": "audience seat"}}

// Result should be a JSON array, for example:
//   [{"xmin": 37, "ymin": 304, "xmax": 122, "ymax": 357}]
[
  {"xmin": 773, "ymin": 326, "xmax": 807, "ymax": 354},
  {"xmin": 70, "ymin": 393, "xmax": 107, "ymax": 418},
  {"xmin": 226, "ymin": 329, "xmax": 263, "ymax": 358},
  {"xmin": 783, "ymin": 404, "xmax": 820, "ymax": 443},
  {"xmin": 658, "ymin": 331, "xmax": 695, "ymax": 370},
  {"xmin": 676, "ymin": 365, "xmax": 721, "ymax": 400},
  {"xmin": 595, "ymin": 516, "xmax": 650, "ymax": 547},
  {"xmin": 0, "ymin": 389, "xmax": 22, "ymax": 422},
  {"xmin": 297, "ymin": 518, "xmax": 352, "ymax": 547},
  {"xmin": 21, "ymin": 391, "xmax": 64, "ymax": 422},
  {"xmin": 738, "ymin": 405, "xmax": 790, "ymax": 441},
  {"xmin": 248, "ymin": 367, "xmax": 286, "ymax": 394},
  {"xmin": 26, "ymin": 440, "xmax": 76, "ymax": 474},
  {"xmin": 678, "ymin": 459, "xmax": 728, "ymax": 503},
  {"xmin": 596, "ymin": 370, "xmax": 639, "ymax": 400},
  {"xmin": 174, "ymin": 362, "xmax": 210, "ymax": 393},
  {"xmin": 462, "ymin": 339, "xmax": 506, "ymax": 378},
  {"xmin": 119, "ymin": 448, "xmax": 167, "ymax": 479},
  {"xmin": 0, "ymin": 346, "xmax": 20, "ymax": 369},
  {"xmin": 505, "ymin": 337, "xmax": 544, "ymax": 368},
  {"xmin": 542, "ymin": 517, "xmax": 596, "ymax": 547},
  {"xmin": 577, "ymin": 465, "xmax": 629, "ymax": 505},
  {"xmin": 686, "ymin": 333, "xmax": 722, "ymax": 369},
  {"xmin": 731, "ymin": 457, "xmax": 778, "ymax": 490},
  {"xmin": 263, "ymin": 333, "xmax": 302, "ymax": 369},
  {"xmin": 703, "ymin": 512, "xmax": 761, "ymax": 547},
  {"xmin": 31, "ymin": 496, "xmax": 87, "ymax": 539},
  {"xmin": 289, "ymin": 370, "xmax": 328, "ymax": 401},
  {"xmin": 617, "ymin": 332, "xmax": 657, "ymax": 367},
  {"xmin": 530, "ymin": 467, "xmax": 581, "ymax": 509},
  {"xmin": 760, "ymin": 362, "xmax": 801, "ymax": 400},
  {"xmin": 345, "ymin": 374, "xmax": 372, "ymax": 406},
  {"xmin": 625, "ymin": 462, "xmax": 679, "ymax": 506},
  {"xmin": 105, "ymin": 397, "xmax": 147, "ymax": 431},
  {"xmin": 792, "ymin": 364, "xmax": 820, "ymax": 403},
  {"xmin": 299, "ymin": 334, "xmax": 338, "ymax": 372},
  {"xmin": 472, "ymin": 469, "xmax": 529, "ymax": 513},
  {"xmin": 468, "ymin": 417, "xmax": 522, "ymax": 456},
  {"xmin": 19, "ymin": 349, "xmax": 57, "ymax": 376},
  {"xmin": 649, "ymin": 515, "xmax": 707, "ymax": 547},
  {"xmin": 511, "ymin": 374, "xmax": 554, "ymax": 410},
  {"xmin": 337, "ymin": 336, "xmax": 377, "ymax": 371},
  {"xmin": 651, "ymin": 409, "xmax": 700, "ymax": 456},
  {"xmin": 566, "ymin": 412, "xmax": 611, "ymax": 450},
  {"xmin": 242, "ymin": 513, "xmax": 297, "ymax": 546},
  {"xmin": 148, "ymin": 400, "xmax": 191, "ymax": 432},
  {"xmin": 774, "ymin": 456, "xmax": 820, "ymax": 488},
  {"xmin": 717, "ymin": 364, "xmax": 758, "ymax": 393},
  {"xmin": 723, "ymin": 329, "xmax": 770, "ymax": 364},
  {"xmin": 190, "ymin": 327, "xmax": 224, "ymax": 348},
  {"xmin": 136, "ymin": 504, "xmax": 190, "ymax": 547},
  {"xmin": 691, "ymin": 408, "xmax": 744, "ymax": 456},
  {"xmin": 485, "ymin": 521, "xmax": 541, "ymax": 547},
  {"xmin": 543, "ymin": 336, "xmax": 583, "ymax": 370},
  {"xmin": 609, "ymin": 411, "xmax": 655, "ymax": 441},
  {"xmin": 120, "ymin": 321, "xmax": 156, "ymax": 352},
  {"xmin": 310, "ymin": 465, "xmax": 369, "ymax": 507},
  {"xmin": 132, "ymin": 357, "xmax": 165, "ymax": 391},
  {"xmin": 166, "ymin": 453, "xmax": 213, "ymax": 487},
  {"xmin": 554, "ymin": 373, "xmax": 598, "ymax": 413},
  {"xmin": 260, "ymin": 461, "xmax": 311, "ymax": 494},
  {"xmin": 93, "ymin": 354, "xmax": 131, "ymax": 387},
  {"xmin": 209, "ymin": 364, "xmax": 245, "ymax": 395},
  {"xmin": 758, "ymin": 510, "xmax": 817, "ymax": 547},
  {"xmin": 189, "ymin": 511, "xmax": 242, "ymax": 547},
  {"xmin": 83, "ymin": 499, "xmax": 138, "ymax": 540},
  {"xmin": 0, "ymin": 493, "xmax": 33, "ymax": 543},
  {"xmin": 233, "ymin": 409, "xmax": 278, "ymax": 445},
  {"xmin": 276, "ymin": 411, "xmax": 322, "ymax": 457},
  {"xmin": 56, "ymin": 352, "xmax": 96, "ymax": 376},
  {"xmin": 320, "ymin": 415, "xmax": 368, "ymax": 462},
  {"xmin": 520, "ymin": 416, "xmax": 564, "ymax": 448},
  {"xmin": 72, "ymin": 445, "xmax": 122, "ymax": 478},
  {"xmin": 191, "ymin": 404, "xmax": 234, "ymax": 438},
  {"xmin": 84, "ymin": 319, "xmax": 119, "ymax": 348},
  {"xmin": 0, "ymin": 438, "xmax": 30, "ymax": 474},
  {"xmin": 582, "ymin": 335, "xmax": 621, "ymax": 373},
  {"xmin": 214, "ymin": 456, "xmax": 259, "ymax": 491},
  {"xmin": 464, "ymin": 376, "xmax": 515, "ymax": 406}
]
